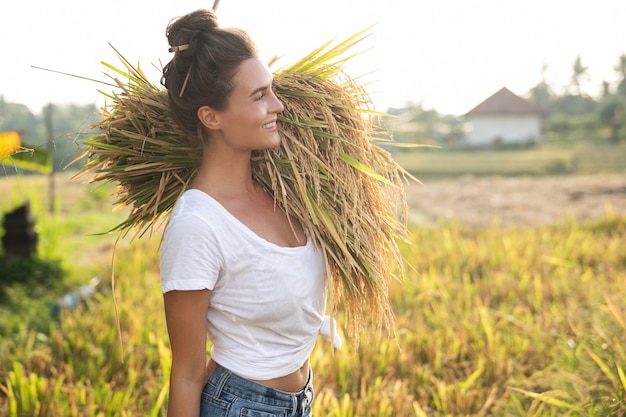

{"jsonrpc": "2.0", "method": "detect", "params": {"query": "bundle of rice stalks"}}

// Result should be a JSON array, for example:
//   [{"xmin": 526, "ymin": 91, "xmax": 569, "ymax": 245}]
[{"xmin": 75, "ymin": 28, "xmax": 413, "ymax": 336}]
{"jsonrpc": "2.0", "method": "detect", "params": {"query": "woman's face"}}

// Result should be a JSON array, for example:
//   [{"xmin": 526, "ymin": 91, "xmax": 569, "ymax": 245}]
[{"xmin": 215, "ymin": 57, "xmax": 284, "ymax": 151}]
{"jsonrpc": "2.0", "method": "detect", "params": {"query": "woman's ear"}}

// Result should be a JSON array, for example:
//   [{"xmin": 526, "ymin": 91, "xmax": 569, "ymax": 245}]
[{"xmin": 197, "ymin": 106, "xmax": 220, "ymax": 130}]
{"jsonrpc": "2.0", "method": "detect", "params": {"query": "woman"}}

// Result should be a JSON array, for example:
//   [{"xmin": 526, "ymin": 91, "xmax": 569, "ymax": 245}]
[{"xmin": 159, "ymin": 9, "xmax": 334, "ymax": 417}]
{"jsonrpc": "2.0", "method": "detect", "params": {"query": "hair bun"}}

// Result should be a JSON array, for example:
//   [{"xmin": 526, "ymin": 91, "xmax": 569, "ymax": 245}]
[{"xmin": 166, "ymin": 9, "xmax": 219, "ymax": 50}]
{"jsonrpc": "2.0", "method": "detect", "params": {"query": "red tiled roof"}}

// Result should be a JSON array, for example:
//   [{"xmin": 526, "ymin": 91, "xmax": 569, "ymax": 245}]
[{"xmin": 464, "ymin": 87, "xmax": 544, "ymax": 116}]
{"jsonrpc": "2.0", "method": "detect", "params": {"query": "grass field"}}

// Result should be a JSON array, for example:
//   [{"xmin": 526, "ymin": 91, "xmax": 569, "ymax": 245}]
[
  {"xmin": 0, "ymin": 163, "xmax": 625, "ymax": 415},
  {"xmin": 393, "ymin": 141, "xmax": 626, "ymax": 179}
]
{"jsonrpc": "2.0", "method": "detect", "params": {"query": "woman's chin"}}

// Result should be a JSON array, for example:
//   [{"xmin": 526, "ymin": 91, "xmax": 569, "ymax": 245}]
[{"xmin": 265, "ymin": 133, "xmax": 282, "ymax": 149}]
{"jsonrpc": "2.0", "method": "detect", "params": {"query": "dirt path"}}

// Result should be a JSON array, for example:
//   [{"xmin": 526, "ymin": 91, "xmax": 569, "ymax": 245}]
[{"xmin": 405, "ymin": 174, "xmax": 626, "ymax": 227}]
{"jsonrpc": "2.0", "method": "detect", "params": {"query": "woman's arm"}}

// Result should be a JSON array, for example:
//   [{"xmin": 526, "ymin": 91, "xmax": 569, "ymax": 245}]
[{"xmin": 163, "ymin": 289, "xmax": 211, "ymax": 417}]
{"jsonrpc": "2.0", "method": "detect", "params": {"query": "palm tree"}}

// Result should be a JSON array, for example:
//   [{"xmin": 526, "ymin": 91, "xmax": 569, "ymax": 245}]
[{"xmin": 570, "ymin": 55, "xmax": 589, "ymax": 96}]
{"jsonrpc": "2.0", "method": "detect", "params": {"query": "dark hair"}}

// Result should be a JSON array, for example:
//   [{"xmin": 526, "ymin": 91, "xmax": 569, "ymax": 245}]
[{"xmin": 161, "ymin": 9, "xmax": 258, "ymax": 147}]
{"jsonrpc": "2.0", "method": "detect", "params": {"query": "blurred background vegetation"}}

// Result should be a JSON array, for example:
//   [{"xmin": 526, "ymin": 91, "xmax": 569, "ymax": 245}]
[
  {"xmin": 383, "ymin": 52, "xmax": 626, "ymax": 148},
  {"xmin": 2, "ymin": 53, "xmax": 626, "ymax": 178}
]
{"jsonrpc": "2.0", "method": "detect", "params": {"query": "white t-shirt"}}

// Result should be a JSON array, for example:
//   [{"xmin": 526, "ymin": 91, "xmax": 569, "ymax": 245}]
[{"xmin": 160, "ymin": 189, "xmax": 328, "ymax": 380}]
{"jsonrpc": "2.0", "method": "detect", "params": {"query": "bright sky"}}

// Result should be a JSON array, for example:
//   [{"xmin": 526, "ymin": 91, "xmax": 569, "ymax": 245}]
[{"xmin": 2, "ymin": 0, "xmax": 626, "ymax": 115}]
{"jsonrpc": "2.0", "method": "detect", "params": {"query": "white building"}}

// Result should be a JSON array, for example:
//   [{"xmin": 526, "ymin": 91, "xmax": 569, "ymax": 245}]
[{"xmin": 464, "ymin": 87, "xmax": 545, "ymax": 146}]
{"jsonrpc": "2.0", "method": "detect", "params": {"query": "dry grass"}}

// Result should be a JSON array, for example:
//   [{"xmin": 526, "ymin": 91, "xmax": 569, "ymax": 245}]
[
  {"xmin": 2, "ymin": 194, "xmax": 624, "ymax": 415},
  {"xmin": 74, "ymin": 30, "xmax": 411, "ymax": 335}
]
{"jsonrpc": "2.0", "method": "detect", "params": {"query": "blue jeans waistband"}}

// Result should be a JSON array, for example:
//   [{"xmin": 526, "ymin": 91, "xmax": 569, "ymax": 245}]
[{"xmin": 203, "ymin": 362, "xmax": 314, "ymax": 415}]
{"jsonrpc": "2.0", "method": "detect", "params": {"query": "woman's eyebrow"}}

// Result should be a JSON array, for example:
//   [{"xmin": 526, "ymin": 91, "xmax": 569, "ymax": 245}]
[{"xmin": 249, "ymin": 85, "xmax": 269, "ymax": 97}]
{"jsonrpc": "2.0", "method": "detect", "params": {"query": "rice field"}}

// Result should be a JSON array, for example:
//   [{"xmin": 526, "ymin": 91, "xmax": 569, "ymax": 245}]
[
  {"xmin": 393, "ymin": 141, "xmax": 626, "ymax": 179},
  {"xmin": 0, "ymin": 173, "xmax": 625, "ymax": 416}
]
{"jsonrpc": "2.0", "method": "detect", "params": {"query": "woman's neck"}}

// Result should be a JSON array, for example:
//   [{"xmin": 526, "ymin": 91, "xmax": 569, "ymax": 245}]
[{"xmin": 191, "ymin": 148, "xmax": 255, "ymax": 199}]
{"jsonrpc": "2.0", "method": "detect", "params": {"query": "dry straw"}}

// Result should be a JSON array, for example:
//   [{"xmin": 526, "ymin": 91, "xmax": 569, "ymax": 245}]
[{"xmin": 75, "ymin": 28, "xmax": 413, "ymax": 337}]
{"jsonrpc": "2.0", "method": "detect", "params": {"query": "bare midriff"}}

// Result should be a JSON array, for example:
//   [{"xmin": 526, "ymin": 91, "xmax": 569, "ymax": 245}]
[{"xmin": 206, "ymin": 358, "xmax": 310, "ymax": 393}]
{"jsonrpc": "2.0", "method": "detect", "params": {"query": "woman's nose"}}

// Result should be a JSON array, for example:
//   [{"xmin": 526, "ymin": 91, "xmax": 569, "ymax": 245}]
[{"xmin": 271, "ymin": 90, "xmax": 285, "ymax": 113}]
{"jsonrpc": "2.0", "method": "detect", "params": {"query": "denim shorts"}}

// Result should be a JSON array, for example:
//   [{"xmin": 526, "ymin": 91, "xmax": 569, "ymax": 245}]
[{"xmin": 200, "ymin": 362, "xmax": 314, "ymax": 417}]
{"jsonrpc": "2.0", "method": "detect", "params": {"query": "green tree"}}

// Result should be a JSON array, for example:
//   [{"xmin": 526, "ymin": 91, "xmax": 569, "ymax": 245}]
[
  {"xmin": 596, "ymin": 53, "xmax": 626, "ymax": 143},
  {"xmin": 0, "ymin": 99, "xmax": 97, "ymax": 173},
  {"xmin": 45, "ymin": 103, "xmax": 98, "ymax": 171},
  {"xmin": 601, "ymin": 80, "xmax": 612, "ymax": 98},
  {"xmin": 570, "ymin": 55, "xmax": 589, "ymax": 96},
  {"xmin": 615, "ymin": 53, "xmax": 626, "ymax": 98},
  {"xmin": 597, "ymin": 98, "xmax": 623, "ymax": 143},
  {"xmin": 384, "ymin": 102, "xmax": 465, "ymax": 146},
  {"xmin": 551, "ymin": 94, "xmax": 597, "ymax": 115},
  {"xmin": 529, "ymin": 62, "xmax": 555, "ymax": 111},
  {"xmin": 0, "ymin": 96, "xmax": 43, "ymax": 145}
]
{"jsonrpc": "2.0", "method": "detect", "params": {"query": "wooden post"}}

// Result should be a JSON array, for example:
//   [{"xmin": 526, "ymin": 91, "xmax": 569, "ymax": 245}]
[{"xmin": 44, "ymin": 103, "xmax": 55, "ymax": 213}]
